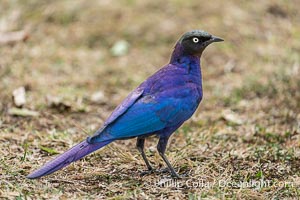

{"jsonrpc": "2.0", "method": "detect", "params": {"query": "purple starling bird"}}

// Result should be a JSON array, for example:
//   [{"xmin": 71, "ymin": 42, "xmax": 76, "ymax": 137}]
[{"xmin": 27, "ymin": 30, "xmax": 223, "ymax": 179}]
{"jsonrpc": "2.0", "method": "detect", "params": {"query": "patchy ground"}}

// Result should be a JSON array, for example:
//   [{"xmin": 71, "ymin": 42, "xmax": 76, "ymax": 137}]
[{"xmin": 0, "ymin": 0, "xmax": 299, "ymax": 199}]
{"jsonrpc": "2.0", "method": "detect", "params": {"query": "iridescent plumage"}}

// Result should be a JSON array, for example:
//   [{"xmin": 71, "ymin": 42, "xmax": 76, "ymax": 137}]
[{"xmin": 27, "ymin": 30, "xmax": 223, "ymax": 179}]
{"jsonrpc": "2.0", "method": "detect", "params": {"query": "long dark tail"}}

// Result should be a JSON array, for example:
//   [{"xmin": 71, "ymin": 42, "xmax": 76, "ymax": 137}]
[{"xmin": 27, "ymin": 139, "xmax": 112, "ymax": 179}]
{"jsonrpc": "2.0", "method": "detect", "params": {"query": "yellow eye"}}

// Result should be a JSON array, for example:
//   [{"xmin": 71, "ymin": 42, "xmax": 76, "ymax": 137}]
[{"xmin": 192, "ymin": 37, "xmax": 199, "ymax": 43}]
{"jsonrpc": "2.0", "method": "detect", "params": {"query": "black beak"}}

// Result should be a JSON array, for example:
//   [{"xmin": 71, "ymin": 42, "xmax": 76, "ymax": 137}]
[
  {"xmin": 211, "ymin": 35, "xmax": 224, "ymax": 43},
  {"xmin": 202, "ymin": 35, "xmax": 224, "ymax": 48}
]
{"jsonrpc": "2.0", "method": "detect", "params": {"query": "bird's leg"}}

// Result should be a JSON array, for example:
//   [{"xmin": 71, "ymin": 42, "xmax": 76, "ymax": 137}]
[
  {"xmin": 136, "ymin": 137, "xmax": 153, "ymax": 171},
  {"xmin": 157, "ymin": 137, "xmax": 180, "ymax": 178}
]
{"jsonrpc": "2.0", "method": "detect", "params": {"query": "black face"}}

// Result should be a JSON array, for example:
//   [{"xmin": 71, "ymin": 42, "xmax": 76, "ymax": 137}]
[{"xmin": 179, "ymin": 30, "xmax": 223, "ymax": 56}]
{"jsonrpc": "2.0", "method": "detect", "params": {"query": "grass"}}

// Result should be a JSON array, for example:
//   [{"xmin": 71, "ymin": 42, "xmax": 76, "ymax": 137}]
[{"xmin": 0, "ymin": 0, "xmax": 300, "ymax": 199}]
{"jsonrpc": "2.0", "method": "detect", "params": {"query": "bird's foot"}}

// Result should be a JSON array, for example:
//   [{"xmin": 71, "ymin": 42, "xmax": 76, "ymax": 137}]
[
  {"xmin": 140, "ymin": 167, "xmax": 182, "ymax": 177},
  {"xmin": 170, "ymin": 171, "xmax": 182, "ymax": 179},
  {"xmin": 171, "ymin": 171, "xmax": 190, "ymax": 179},
  {"xmin": 162, "ymin": 168, "xmax": 189, "ymax": 179},
  {"xmin": 140, "ymin": 168, "xmax": 156, "ymax": 176},
  {"xmin": 156, "ymin": 167, "xmax": 170, "ymax": 174}
]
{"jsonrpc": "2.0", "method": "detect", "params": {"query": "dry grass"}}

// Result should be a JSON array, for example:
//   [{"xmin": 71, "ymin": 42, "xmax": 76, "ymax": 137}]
[{"xmin": 0, "ymin": 0, "xmax": 299, "ymax": 199}]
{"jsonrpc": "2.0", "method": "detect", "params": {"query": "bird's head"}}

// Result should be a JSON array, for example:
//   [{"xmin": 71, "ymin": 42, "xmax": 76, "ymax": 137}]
[{"xmin": 177, "ymin": 30, "xmax": 223, "ymax": 57}]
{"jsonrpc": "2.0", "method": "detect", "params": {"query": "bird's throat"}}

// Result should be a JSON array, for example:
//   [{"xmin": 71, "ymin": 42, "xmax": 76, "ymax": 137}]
[{"xmin": 170, "ymin": 43, "xmax": 200, "ymax": 65}]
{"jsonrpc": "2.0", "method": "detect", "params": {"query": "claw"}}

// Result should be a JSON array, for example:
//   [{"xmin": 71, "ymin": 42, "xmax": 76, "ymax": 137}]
[
  {"xmin": 140, "ymin": 167, "xmax": 174, "ymax": 177},
  {"xmin": 140, "ymin": 168, "xmax": 156, "ymax": 176}
]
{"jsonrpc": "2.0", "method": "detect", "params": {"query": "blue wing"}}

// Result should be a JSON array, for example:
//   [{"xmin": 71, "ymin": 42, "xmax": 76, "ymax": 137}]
[
  {"xmin": 104, "ymin": 87, "xmax": 144, "ymax": 126},
  {"xmin": 89, "ymin": 85, "xmax": 199, "ymax": 143},
  {"xmin": 89, "ymin": 95, "xmax": 167, "ymax": 143}
]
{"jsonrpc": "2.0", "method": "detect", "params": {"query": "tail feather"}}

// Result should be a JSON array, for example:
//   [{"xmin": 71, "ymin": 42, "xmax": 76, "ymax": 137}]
[{"xmin": 27, "ymin": 139, "xmax": 112, "ymax": 179}]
